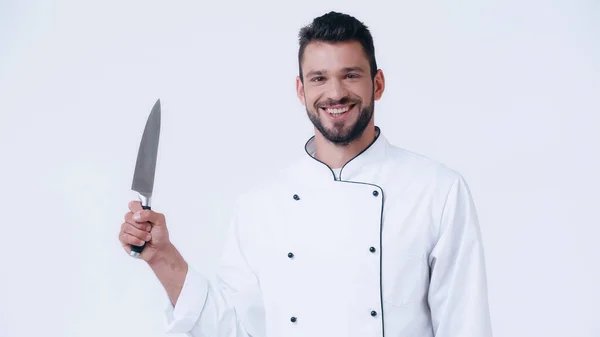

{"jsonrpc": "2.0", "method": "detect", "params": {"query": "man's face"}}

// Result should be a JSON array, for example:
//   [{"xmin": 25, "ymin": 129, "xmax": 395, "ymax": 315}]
[{"xmin": 296, "ymin": 40, "xmax": 385, "ymax": 146}]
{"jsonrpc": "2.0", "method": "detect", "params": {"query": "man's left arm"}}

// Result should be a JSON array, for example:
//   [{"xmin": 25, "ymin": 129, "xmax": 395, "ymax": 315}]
[{"xmin": 428, "ymin": 174, "xmax": 493, "ymax": 336}]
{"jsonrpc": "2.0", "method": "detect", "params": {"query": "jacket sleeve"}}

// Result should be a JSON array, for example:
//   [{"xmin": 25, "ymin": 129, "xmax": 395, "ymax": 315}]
[
  {"xmin": 428, "ymin": 174, "xmax": 493, "ymax": 336},
  {"xmin": 162, "ymin": 207, "xmax": 266, "ymax": 337}
]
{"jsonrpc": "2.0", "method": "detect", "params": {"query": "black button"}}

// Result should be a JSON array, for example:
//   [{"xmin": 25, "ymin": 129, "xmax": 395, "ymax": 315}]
[
  {"xmin": 293, "ymin": 194, "xmax": 300, "ymax": 200},
  {"xmin": 290, "ymin": 316, "xmax": 297, "ymax": 323},
  {"xmin": 371, "ymin": 310, "xmax": 377, "ymax": 316},
  {"xmin": 372, "ymin": 190, "xmax": 379, "ymax": 196},
  {"xmin": 369, "ymin": 247, "xmax": 376, "ymax": 253},
  {"xmin": 288, "ymin": 252, "xmax": 294, "ymax": 258}
]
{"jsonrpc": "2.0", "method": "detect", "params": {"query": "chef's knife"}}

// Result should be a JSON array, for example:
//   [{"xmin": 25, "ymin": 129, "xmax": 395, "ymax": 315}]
[{"xmin": 130, "ymin": 98, "xmax": 161, "ymax": 258}]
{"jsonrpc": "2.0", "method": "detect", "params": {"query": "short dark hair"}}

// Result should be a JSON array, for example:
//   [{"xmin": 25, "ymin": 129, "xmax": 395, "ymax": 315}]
[{"xmin": 297, "ymin": 11, "xmax": 378, "ymax": 82}]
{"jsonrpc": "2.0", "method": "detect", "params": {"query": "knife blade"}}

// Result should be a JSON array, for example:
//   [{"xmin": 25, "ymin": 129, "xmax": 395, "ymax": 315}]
[{"xmin": 130, "ymin": 98, "xmax": 161, "ymax": 258}]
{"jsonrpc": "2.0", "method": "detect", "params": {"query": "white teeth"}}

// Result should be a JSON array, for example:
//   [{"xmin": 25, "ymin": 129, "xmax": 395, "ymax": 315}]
[{"xmin": 325, "ymin": 106, "xmax": 350, "ymax": 115}]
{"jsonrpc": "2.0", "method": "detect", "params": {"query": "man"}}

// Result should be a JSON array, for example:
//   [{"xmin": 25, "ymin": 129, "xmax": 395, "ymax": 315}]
[{"xmin": 119, "ymin": 11, "xmax": 493, "ymax": 337}]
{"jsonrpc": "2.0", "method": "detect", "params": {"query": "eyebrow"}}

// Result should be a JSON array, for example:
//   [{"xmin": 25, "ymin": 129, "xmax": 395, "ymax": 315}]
[{"xmin": 306, "ymin": 66, "xmax": 366, "ymax": 78}]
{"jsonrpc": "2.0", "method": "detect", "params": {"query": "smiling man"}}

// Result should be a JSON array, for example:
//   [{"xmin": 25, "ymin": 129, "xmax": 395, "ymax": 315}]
[
  {"xmin": 298, "ymin": 35, "xmax": 382, "ymax": 169},
  {"xmin": 119, "ymin": 11, "xmax": 493, "ymax": 337}
]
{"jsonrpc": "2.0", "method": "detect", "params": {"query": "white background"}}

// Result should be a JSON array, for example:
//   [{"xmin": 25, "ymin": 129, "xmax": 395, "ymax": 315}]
[{"xmin": 1, "ymin": 0, "xmax": 598, "ymax": 336}]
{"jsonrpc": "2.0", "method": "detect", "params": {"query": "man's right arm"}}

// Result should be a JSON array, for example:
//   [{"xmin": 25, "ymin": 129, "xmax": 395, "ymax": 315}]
[
  {"xmin": 159, "ymin": 220, "xmax": 266, "ymax": 337},
  {"xmin": 148, "ymin": 243, "xmax": 188, "ymax": 308},
  {"xmin": 120, "ymin": 201, "xmax": 265, "ymax": 337}
]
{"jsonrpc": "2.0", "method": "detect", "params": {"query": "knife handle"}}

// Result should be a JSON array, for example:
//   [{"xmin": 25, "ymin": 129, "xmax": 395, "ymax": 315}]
[{"xmin": 130, "ymin": 204, "xmax": 151, "ymax": 258}]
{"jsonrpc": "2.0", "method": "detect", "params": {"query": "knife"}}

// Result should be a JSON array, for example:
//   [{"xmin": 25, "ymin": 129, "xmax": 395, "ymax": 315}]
[{"xmin": 130, "ymin": 98, "xmax": 161, "ymax": 258}]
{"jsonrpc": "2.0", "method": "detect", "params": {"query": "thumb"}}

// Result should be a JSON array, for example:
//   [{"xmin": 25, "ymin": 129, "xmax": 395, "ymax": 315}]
[
  {"xmin": 132, "ymin": 208, "xmax": 166, "ymax": 228},
  {"xmin": 149, "ymin": 211, "xmax": 166, "ymax": 228}
]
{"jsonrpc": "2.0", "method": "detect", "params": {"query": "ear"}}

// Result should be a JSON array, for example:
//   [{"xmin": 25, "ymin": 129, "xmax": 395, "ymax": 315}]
[
  {"xmin": 296, "ymin": 76, "xmax": 306, "ymax": 106},
  {"xmin": 373, "ymin": 69, "xmax": 385, "ymax": 101}
]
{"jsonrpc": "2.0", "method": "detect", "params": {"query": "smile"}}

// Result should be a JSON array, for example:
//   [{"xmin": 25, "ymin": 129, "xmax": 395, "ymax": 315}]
[{"xmin": 320, "ymin": 104, "xmax": 355, "ymax": 117}]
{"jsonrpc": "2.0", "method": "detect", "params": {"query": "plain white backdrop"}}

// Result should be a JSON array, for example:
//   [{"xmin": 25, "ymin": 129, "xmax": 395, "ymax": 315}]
[{"xmin": 1, "ymin": 0, "xmax": 598, "ymax": 336}]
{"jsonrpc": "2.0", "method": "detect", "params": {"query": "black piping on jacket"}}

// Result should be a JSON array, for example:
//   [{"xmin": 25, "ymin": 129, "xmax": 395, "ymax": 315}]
[{"xmin": 302, "ymin": 127, "xmax": 386, "ymax": 337}]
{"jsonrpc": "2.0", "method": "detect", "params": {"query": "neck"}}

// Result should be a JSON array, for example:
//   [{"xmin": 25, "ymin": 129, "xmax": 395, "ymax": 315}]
[{"xmin": 313, "ymin": 124, "xmax": 376, "ymax": 169}]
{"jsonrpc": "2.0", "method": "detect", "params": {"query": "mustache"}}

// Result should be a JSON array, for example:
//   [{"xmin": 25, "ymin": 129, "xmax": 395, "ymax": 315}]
[{"xmin": 315, "ymin": 97, "xmax": 360, "ymax": 108}]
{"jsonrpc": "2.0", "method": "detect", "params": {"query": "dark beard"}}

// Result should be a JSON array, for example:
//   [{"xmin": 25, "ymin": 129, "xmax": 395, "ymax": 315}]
[{"xmin": 307, "ymin": 96, "xmax": 374, "ymax": 146}]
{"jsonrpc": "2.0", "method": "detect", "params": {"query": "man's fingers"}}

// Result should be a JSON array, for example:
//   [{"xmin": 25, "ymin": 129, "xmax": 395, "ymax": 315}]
[
  {"xmin": 119, "ymin": 228, "xmax": 149, "ymax": 247},
  {"xmin": 131, "ymin": 209, "xmax": 166, "ymax": 227},
  {"xmin": 121, "ymin": 222, "xmax": 151, "ymax": 242},
  {"xmin": 124, "ymin": 212, "xmax": 152, "ymax": 231},
  {"xmin": 128, "ymin": 200, "xmax": 143, "ymax": 213}
]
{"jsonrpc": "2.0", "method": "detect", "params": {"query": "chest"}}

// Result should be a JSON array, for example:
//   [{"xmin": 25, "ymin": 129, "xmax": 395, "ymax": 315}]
[{"xmin": 246, "ymin": 179, "xmax": 434, "ymax": 336}]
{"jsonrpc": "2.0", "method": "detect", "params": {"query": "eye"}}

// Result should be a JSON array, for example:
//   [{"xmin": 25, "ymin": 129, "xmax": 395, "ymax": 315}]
[
  {"xmin": 311, "ymin": 76, "xmax": 325, "ymax": 82},
  {"xmin": 346, "ymin": 73, "xmax": 360, "ymax": 79}
]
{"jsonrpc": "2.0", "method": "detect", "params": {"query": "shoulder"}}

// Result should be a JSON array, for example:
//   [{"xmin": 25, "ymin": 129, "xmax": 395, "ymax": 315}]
[
  {"xmin": 382, "ymin": 142, "xmax": 476, "ymax": 216},
  {"xmin": 384, "ymin": 143, "xmax": 465, "ymax": 188},
  {"xmin": 383, "ymin": 143, "xmax": 478, "ymax": 233}
]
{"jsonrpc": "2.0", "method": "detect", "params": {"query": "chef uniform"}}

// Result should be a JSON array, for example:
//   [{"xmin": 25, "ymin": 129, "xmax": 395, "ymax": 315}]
[{"xmin": 163, "ymin": 127, "xmax": 493, "ymax": 337}]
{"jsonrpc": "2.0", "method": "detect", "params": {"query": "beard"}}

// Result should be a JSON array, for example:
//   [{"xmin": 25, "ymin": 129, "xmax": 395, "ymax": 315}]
[{"xmin": 306, "ymin": 94, "xmax": 374, "ymax": 146}]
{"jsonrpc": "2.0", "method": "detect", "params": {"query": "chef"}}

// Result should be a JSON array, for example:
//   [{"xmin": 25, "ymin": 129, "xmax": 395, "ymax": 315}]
[{"xmin": 119, "ymin": 10, "xmax": 493, "ymax": 337}]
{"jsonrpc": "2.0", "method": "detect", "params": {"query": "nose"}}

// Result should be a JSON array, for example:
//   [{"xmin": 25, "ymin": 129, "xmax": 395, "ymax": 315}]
[{"xmin": 326, "ymin": 78, "xmax": 348, "ymax": 102}]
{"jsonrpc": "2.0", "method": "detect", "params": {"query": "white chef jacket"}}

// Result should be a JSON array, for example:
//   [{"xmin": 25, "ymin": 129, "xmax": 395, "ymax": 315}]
[{"xmin": 162, "ymin": 127, "xmax": 493, "ymax": 337}]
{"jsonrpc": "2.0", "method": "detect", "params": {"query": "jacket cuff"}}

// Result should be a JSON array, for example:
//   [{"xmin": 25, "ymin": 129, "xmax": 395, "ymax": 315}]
[{"xmin": 164, "ymin": 266, "xmax": 209, "ymax": 333}]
